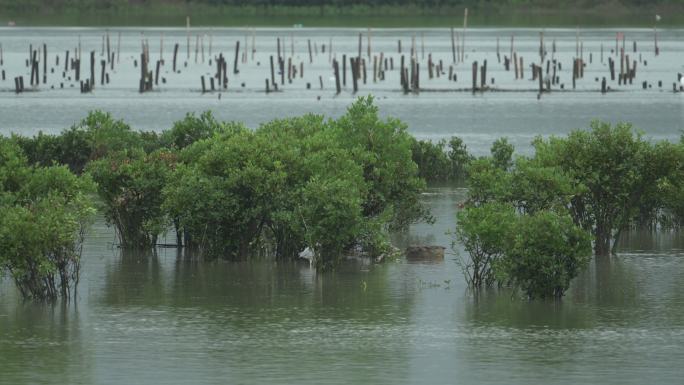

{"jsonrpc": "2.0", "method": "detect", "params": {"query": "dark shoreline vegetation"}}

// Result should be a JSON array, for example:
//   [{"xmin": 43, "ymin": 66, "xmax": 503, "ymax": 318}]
[
  {"xmin": 0, "ymin": 0, "xmax": 681, "ymax": 27},
  {"xmin": 2, "ymin": 97, "xmax": 684, "ymax": 301}
]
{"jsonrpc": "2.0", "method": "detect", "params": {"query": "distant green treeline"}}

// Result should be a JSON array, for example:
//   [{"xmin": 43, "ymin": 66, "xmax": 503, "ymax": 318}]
[{"xmin": 0, "ymin": 0, "xmax": 680, "ymax": 27}]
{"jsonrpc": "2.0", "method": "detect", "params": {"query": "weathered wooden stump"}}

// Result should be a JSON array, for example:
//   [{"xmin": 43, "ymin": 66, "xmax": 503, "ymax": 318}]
[{"xmin": 406, "ymin": 246, "xmax": 445, "ymax": 262}]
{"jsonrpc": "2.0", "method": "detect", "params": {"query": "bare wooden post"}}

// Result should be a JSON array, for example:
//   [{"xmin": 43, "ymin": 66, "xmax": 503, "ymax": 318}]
[
  {"xmin": 351, "ymin": 57, "xmax": 358, "ymax": 93},
  {"xmin": 194, "ymin": 35, "xmax": 199, "ymax": 63},
  {"xmin": 30, "ymin": 50, "xmax": 37, "ymax": 86},
  {"xmin": 201, "ymin": 76, "xmax": 206, "ymax": 93},
  {"xmin": 208, "ymin": 30, "xmax": 212, "ymax": 56},
  {"xmin": 75, "ymin": 57, "xmax": 80, "ymax": 81},
  {"xmin": 358, "ymin": 33, "xmax": 362, "ymax": 59},
  {"xmin": 537, "ymin": 65, "xmax": 543, "ymax": 95},
  {"xmin": 373, "ymin": 55, "xmax": 377, "ymax": 83},
  {"xmin": 513, "ymin": 52, "xmax": 518, "ymax": 79},
  {"xmin": 173, "ymin": 43, "xmax": 179, "ymax": 72},
  {"xmin": 481, "ymin": 59, "xmax": 487, "ymax": 88},
  {"xmin": 201, "ymin": 35, "xmax": 205, "ymax": 63},
  {"xmin": 368, "ymin": 28, "xmax": 372, "ymax": 59},
  {"xmin": 222, "ymin": 60, "xmax": 228, "ymax": 88},
  {"xmin": 625, "ymin": 54, "xmax": 631, "ymax": 83},
  {"xmin": 252, "ymin": 29, "xmax": 256, "ymax": 61},
  {"xmin": 609, "ymin": 57, "xmax": 615, "ymax": 81},
  {"xmin": 462, "ymin": 8, "xmax": 468, "ymax": 62},
  {"xmin": 471, "ymin": 61, "xmax": 477, "ymax": 92},
  {"xmin": 333, "ymin": 59, "xmax": 341, "ymax": 94},
  {"xmin": 287, "ymin": 57, "xmax": 292, "ymax": 83},
  {"xmin": 43, "ymin": 44, "xmax": 47, "ymax": 84},
  {"xmin": 270, "ymin": 55, "xmax": 275, "ymax": 86},
  {"xmin": 290, "ymin": 33, "xmax": 294, "ymax": 56},
  {"xmin": 244, "ymin": 32, "xmax": 249, "ymax": 63},
  {"xmin": 186, "ymin": 16, "xmax": 191, "ymax": 59},
  {"xmin": 601, "ymin": 77, "xmax": 607, "ymax": 94},
  {"xmin": 342, "ymin": 54, "xmax": 347, "ymax": 86},
  {"xmin": 90, "ymin": 50, "xmax": 95, "ymax": 89},
  {"xmin": 421, "ymin": 32, "xmax": 425, "ymax": 60},
  {"xmin": 496, "ymin": 37, "xmax": 500, "ymax": 63},
  {"xmin": 106, "ymin": 31, "xmax": 111, "ymax": 63},
  {"xmin": 100, "ymin": 59, "xmax": 105, "ymax": 85},
  {"xmin": 308, "ymin": 39, "xmax": 313, "ymax": 63},
  {"xmin": 519, "ymin": 56, "xmax": 523, "ymax": 79},
  {"xmin": 362, "ymin": 58, "xmax": 367, "ymax": 84},
  {"xmin": 234, "ymin": 41, "xmax": 240, "ymax": 74},
  {"xmin": 329, "ymin": 37, "xmax": 333, "ymax": 63},
  {"xmin": 450, "ymin": 27, "xmax": 456, "ymax": 63},
  {"xmin": 116, "ymin": 32, "xmax": 120, "ymax": 64},
  {"xmin": 620, "ymin": 48, "xmax": 624, "ymax": 82}
]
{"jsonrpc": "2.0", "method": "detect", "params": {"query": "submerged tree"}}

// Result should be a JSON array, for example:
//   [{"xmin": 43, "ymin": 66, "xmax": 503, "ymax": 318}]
[
  {"xmin": 455, "ymin": 121, "xmax": 684, "ymax": 299},
  {"xmin": 13, "ymin": 110, "xmax": 144, "ymax": 174},
  {"xmin": 87, "ymin": 149, "xmax": 176, "ymax": 248},
  {"xmin": 455, "ymin": 202, "xmax": 516, "ymax": 288},
  {"xmin": 0, "ymin": 140, "xmax": 95, "ymax": 300},
  {"xmin": 163, "ymin": 97, "xmax": 429, "ymax": 267},
  {"xmin": 411, "ymin": 136, "xmax": 472, "ymax": 182},
  {"xmin": 533, "ymin": 121, "xmax": 677, "ymax": 256},
  {"xmin": 455, "ymin": 202, "xmax": 591, "ymax": 299}
]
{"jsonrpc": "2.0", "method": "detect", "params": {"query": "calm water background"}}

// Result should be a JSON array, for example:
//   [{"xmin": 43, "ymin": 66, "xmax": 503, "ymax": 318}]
[
  {"xmin": 0, "ymin": 27, "xmax": 683, "ymax": 155},
  {"xmin": 1, "ymin": 28, "xmax": 684, "ymax": 384}
]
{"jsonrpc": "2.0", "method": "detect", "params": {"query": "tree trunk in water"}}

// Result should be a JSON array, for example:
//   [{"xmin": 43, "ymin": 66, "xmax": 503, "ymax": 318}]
[{"xmin": 594, "ymin": 227, "xmax": 612, "ymax": 256}]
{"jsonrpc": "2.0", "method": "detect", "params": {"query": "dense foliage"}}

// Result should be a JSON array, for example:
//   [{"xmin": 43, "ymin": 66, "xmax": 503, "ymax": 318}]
[
  {"xmin": 456, "ymin": 120, "xmax": 684, "ymax": 299},
  {"xmin": 13, "ymin": 111, "xmax": 143, "ymax": 174},
  {"xmin": 165, "ymin": 97, "xmax": 430, "ymax": 267},
  {"xmin": 87, "ymin": 149, "xmax": 177, "ymax": 248},
  {"xmin": 411, "ymin": 136, "xmax": 472, "ymax": 182},
  {"xmin": 0, "ymin": 139, "xmax": 95, "ymax": 300},
  {"xmin": 456, "ymin": 203, "xmax": 591, "ymax": 299},
  {"xmin": 5, "ymin": 97, "xmax": 429, "ymax": 272},
  {"xmin": 6, "ymin": 103, "xmax": 684, "ymax": 302}
]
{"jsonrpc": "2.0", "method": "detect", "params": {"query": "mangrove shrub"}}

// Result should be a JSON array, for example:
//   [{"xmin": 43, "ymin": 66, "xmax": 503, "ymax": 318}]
[
  {"xmin": 0, "ymin": 140, "xmax": 95, "ymax": 300},
  {"xmin": 87, "ymin": 149, "xmax": 176, "ymax": 248}
]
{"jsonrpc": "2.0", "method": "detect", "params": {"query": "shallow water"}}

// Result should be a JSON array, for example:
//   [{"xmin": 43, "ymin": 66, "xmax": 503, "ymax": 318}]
[
  {"xmin": 2, "ymin": 27, "xmax": 684, "ymax": 383},
  {"xmin": 0, "ymin": 27, "xmax": 682, "ymax": 155},
  {"xmin": 2, "ymin": 187, "xmax": 684, "ymax": 384}
]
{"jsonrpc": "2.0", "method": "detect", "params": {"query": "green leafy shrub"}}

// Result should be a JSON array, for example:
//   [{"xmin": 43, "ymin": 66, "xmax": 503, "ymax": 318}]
[
  {"xmin": 0, "ymin": 139, "xmax": 95, "ymax": 300},
  {"xmin": 87, "ymin": 149, "xmax": 176, "ymax": 248},
  {"xmin": 503, "ymin": 211, "xmax": 592, "ymax": 299}
]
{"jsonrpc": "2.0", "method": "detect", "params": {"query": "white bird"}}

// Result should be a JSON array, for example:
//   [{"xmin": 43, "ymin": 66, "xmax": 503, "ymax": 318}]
[
  {"xmin": 656, "ymin": 14, "xmax": 661, "ymax": 22},
  {"xmin": 298, "ymin": 247, "xmax": 315, "ymax": 267}
]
